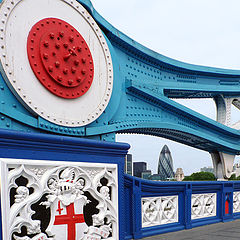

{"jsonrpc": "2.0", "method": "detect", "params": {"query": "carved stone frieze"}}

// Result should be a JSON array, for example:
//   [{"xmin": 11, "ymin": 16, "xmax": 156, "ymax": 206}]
[
  {"xmin": 142, "ymin": 195, "xmax": 178, "ymax": 228},
  {"xmin": 191, "ymin": 193, "xmax": 216, "ymax": 220},
  {"xmin": 0, "ymin": 158, "xmax": 118, "ymax": 240}
]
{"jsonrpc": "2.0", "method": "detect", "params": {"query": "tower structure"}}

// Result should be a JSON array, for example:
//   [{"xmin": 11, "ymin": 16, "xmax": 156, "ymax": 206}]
[{"xmin": 158, "ymin": 145, "xmax": 174, "ymax": 180}]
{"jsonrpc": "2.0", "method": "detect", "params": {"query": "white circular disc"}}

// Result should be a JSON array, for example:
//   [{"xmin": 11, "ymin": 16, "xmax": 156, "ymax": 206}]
[{"xmin": 0, "ymin": 0, "xmax": 113, "ymax": 127}]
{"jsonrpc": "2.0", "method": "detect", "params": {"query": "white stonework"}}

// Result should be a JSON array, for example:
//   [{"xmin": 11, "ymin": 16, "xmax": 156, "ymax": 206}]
[
  {"xmin": 0, "ymin": 158, "xmax": 118, "ymax": 240},
  {"xmin": 191, "ymin": 193, "xmax": 216, "ymax": 220},
  {"xmin": 233, "ymin": 192, "xmax": 240, "ymax": 213},
  {"xmin": 142, "ymin": 195, "xmax": 178, "ymax": 228}
]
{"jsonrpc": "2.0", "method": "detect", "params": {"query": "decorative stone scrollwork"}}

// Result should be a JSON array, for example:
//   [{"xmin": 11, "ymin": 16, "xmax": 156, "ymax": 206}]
[
  {"xmin": 1, "ymin": 159, "xmax": 118, "ymax": 240},
  {"xmin": 191, "ymin": 193, "xmax": 216, "ymax": 220},
  {"xmin": 142, "ymin": 195, "xmax": 178, "ymax": 228},
  {"xmin": 233, "ymin": 192, "xmax": 240, "ymax": 213}
]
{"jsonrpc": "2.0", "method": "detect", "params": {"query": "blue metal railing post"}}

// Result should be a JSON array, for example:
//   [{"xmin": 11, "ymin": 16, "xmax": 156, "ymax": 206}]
[
  {"xmin": 184, "ymin": 183, "xmax": 192, "ymax": 229},
  {"xmin": 132, "ymin": 179, "xmax": 142, "ymax": 239},
  {"xmin": 222, "ymin": 182, "xmax": 234, "ymax": 222}
]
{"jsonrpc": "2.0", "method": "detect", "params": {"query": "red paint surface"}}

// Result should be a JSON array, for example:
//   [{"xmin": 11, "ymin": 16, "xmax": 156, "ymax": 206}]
[
  {"xmin": 225, "ymin": 199, "xmax": 229, "ymax": 214},
  {"xmin": 54, "ymin": 201, "xmax": 85, "ymax": 240},
  {"xmin": 27, "ymin": 18, "xmax": 94, "ymax": 99}
]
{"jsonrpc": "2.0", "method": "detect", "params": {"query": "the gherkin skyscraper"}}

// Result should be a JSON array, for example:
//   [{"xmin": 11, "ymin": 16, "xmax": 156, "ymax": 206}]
[{"xmin": 158, "ymin": 145, "xmax": 174, "ymax": 180}]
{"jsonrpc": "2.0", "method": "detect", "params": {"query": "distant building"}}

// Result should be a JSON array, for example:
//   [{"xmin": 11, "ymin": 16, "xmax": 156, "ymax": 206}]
[
  {"xmin": 149, "ymin": 174, "xmax": 162, "ymax": 181},
  {"xmin": 125, "ymin": 154, "xmax": 133, "ymax": 175},
  {"xmin": 158, "ymin": 145, "xmax": 174, "ymax": 180},
  {"xmin": 200, "ymin": 166, "xmax": 214, "ymax": 174},
  {"xmin": 175, "ymin": 168, "xmax": 184, "ymax": 181},
  {"xmin": 142, "ymin": 170, "xmax": 152, "ymax": 180},
  {"xmin": 133, "ymin": 162, "xmax": 147, "ymax": 178}
]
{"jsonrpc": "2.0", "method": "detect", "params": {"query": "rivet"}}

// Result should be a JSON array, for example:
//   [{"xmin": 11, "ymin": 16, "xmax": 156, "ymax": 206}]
[
  {"xmin": 76, "ymin": 77, "xmax": 81, "ymax": 83},
  {"xmin": 49, "ymin": 32, "xmax": 54, "ymax": 39},
  {"xmin": 0, "ymin": 86, "xmax": 4, "ymax": 90},
  {"xmin": 69, "ymin": 36, "xmax": 74, "ymax": 42},
  {"xmin": 44, "ymin": 41, "xmax": 49, "ymax": 47},
  {"xmin": 63, "ymin": 43, "xmax": 68, "ymax": 48},
  {"xmin": 31, "ymin": 39, "xmax": 34, "ymax": 43},
  {"xmin": 63, "ymin": 68, "xmax": 68, "ymax": 74},
  {"xmin": 12, "ymin": 104, "xmax": 16, "ymax": 108},
  {"xmin": 6, "ymin": 123, "xmax": 10, "ymax": 127},
  {"xmin": 77, "ymin": 47, "xmax": 81, "ymax": 52},
  {"xmin": 1, "ymin": 116, "xmax": 4, "ymax": 120},
  {"xmin": 1, "ymin": 101, "xmax": 4, "ymax": 104},
  {"xmin": 57, "ymin": 76, "xmax": 62, "ymax": 81},
  {"xmin": 48, "ymin": 66, "xmax": 53, "ymax": 72},
  {"xmin": 81, "ymin": 69, "xmax": 86, "ymax": 75},
  {"xmin": 55, "ymin": 43, "xmax": 60, "ymax": 49},
  {"xmin": 82, "ymin": 58, "xmax": 86, "ymax": 64},
  {"xmin": 71, "ymin": 67, "xmax": 76, "ymax": 73},
  {"xmin": 52, "ymin": 51, "xmax": 56, "ymax": 56},
  {"xmin": 74, "ymin": 60, "xmax": 79, "ymax": 66},
  {"xmin": 68, "ymin": 80, "xmax": 73, "ymax": 85},
  {"xmin": 59, "ymin": 31, "xmax": 64, "ymax": 37},
  {"xmin": 55, "ymin": 61, "xmax": 60, "ymax": 68},
  {"xmin": 43, "ymin": 53, "xmax": 48, "ymax": 59}
]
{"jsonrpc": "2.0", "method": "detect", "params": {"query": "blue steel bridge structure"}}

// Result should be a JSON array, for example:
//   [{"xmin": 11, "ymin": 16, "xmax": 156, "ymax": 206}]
[{"xmin": 0, "ymin": 0, "xmax": 239, "ymax": 179}]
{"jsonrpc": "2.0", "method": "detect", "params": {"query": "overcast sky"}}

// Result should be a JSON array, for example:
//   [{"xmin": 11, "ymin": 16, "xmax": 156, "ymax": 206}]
[{"xmin": 91, "ymin": 0, "xmax": 240, "ymax": 175}]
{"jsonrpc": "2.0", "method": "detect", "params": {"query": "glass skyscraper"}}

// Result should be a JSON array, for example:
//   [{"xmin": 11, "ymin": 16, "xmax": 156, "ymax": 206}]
[{"xmin": 158, "ymin": 145, "xmax": 174, "ymax": 180}]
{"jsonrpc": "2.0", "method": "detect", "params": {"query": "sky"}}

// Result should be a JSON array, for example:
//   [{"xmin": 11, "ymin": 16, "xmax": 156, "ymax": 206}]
[{"xmin": 90, "ymin": 0, "xmax": 240, "ymax": 175}]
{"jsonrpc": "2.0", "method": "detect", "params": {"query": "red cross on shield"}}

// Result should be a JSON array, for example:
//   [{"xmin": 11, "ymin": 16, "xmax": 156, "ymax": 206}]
[{"xmin": 46, "ymin": 198, "xmax": 88, "ymax": 240}]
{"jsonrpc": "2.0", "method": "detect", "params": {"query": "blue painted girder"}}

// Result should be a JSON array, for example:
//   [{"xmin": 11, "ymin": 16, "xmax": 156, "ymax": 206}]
[
  {"xmin": 80, "ymin": 0, "xmax": 240, "ymax": 155},
  {"xmin": 0, "ymin": 0, "xmax": 239, "ymax": 155}
]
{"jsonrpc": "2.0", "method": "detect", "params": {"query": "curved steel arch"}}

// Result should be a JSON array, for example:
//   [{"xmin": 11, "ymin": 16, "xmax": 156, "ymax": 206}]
[{"xmin": 0, "ymin": 0, "xmax": 239, "ymax": 179}]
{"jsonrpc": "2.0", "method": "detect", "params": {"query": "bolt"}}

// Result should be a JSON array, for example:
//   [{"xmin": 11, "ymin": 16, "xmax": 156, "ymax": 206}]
[
  {"xmin": 63, "ymin": 43, "xmax": 68, "ymax": 48},
  {"xmin": 73, "ymin": 60, "xmax": 79, "ymax": 67},
  {"xmin": 89, "ymin": 60, "xmax": 93, "ymax": 64},
  {"xmin": 82, "ymin": 58, "xmax": 86, "ymax": 64},
  {"xmin": 76, "ymin": 77, "xmax": 81, "ymax": 83},
  {"xmin": 63, "ymin": 68, "xmax": 68, "ymax": 74},
  {"xmin": 77, "ymin": 47, "xmax": 81, "ymax": 52},
  {"xmin": 81, "ymin": 69, "xmax": 86, "ymax": 75},
  {"xmin": 71, "ymin": 67, "xmax": 76, "ymax": 73},
  {"xmin": 68, "ymin": 79, "xmax": 73, "ymax": 85},
  {"xmin": 33, "ymin": 32, "xmax": 36, "ymax": 36},
  {"xmin": 48, "ymin": 66, "xmax": 53, "ymax": 72},
  {"xmin": 49, "ymin": 32, "xmax": 54, "ymax": 39},
  {"xmin": 55, "ymin": 61, "xmax": 60, "ymax": 68},
  {"xmin": 59, "ymin": 31, "xmax": 64, "ymax": 37},
  {"xmin": 55, "ymin": 43, "xmax": 60, "ymax": 49},
  {"xmin": 52, "ymin": 52, "xmax": 56, "ymax": 56},
  {"xmin": 31, "ymin": 39, "xmax": 34, "ymax": 43},
  {"xmin": 43, "ymin": 41, "xmax": 49, "ymax": 47},
  {"xmin": 43, "ymin": 53, "xmax": 48, "ymax": 59},
  {"xmin": 57, "ymin": 76, "xmax": 62, "ymax": 81},
  {"xmin": 69, "ymin": 36, "xmax": 74, "ymax": 42}
]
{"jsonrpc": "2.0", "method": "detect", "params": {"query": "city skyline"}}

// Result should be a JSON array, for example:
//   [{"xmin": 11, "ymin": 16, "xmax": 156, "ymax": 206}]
[{"xmin": 91, "ymin": 0, "xmax": 240, "ymax": 175}]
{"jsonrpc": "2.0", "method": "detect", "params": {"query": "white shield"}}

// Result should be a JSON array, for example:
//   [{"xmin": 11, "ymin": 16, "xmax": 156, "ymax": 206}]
[{"xmin": 46, "ymin": 198, "xmax": 88, "ymax": 240}]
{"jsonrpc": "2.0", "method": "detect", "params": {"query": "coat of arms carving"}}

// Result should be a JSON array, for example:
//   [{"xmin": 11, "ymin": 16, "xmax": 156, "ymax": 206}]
[{"xmin": 1, "ymin": 159, "xmax": 118, "ymax": 240}]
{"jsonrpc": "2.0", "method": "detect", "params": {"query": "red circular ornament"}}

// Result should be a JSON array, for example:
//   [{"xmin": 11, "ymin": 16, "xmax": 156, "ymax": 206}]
[{"xmin": 27, "ymin": 18, "xmax": 94, "ymax": 99}]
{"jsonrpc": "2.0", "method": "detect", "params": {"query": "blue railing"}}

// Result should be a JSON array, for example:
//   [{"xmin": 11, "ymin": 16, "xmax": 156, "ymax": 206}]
[{"xmin": 124, "ymin": 175, "xmax": 240, "ymax": 239}]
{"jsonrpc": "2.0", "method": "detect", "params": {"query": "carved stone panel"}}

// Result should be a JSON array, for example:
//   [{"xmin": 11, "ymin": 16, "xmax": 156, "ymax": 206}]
[
  {"xmin": 142, "ymin": 195, "xmax": 178, "ymax": 228},
  {"xmin": 233, "ymin": 191, "xmax": 240, "ymax": 213},
  {"xmin": 0, "ymin": 158, "xmax": 118, "ymax": 240},
  {"xmin": 191, "ymin": 193, "xmax": 216, "ymax": 220}
]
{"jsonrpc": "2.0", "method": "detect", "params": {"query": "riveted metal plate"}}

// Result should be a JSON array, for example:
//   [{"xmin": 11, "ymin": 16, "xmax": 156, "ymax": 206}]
[
  {"xmin": 0, "ymin": 0, "xmax": 113, "ymax": 127},
  {"xmin": 27, "ymin": 18, "xmax": 94, "ymax": 99}
]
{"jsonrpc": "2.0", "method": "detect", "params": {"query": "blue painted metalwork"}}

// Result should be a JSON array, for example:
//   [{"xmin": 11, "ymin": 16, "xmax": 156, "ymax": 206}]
[
  {"xmin": 0, "ymin": 0, "xmax": 239, "ymax": 156},
  {"xmin": 0, "ymin": 129, "xmax": 130, "ymax": 240},
  {"xmin": 124, "ymin": 174, "xmax": 240, "ymax": 239}
]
